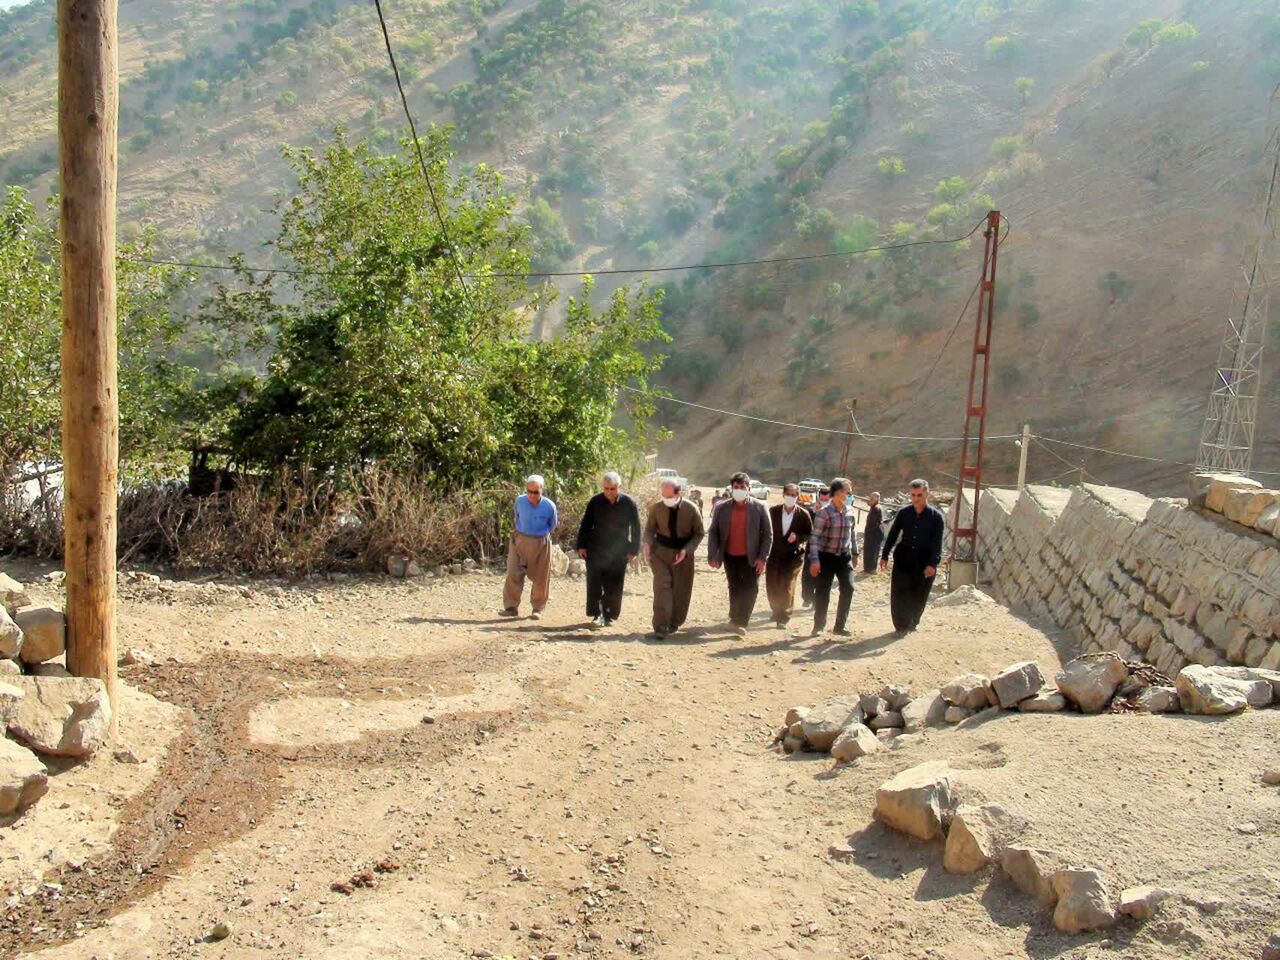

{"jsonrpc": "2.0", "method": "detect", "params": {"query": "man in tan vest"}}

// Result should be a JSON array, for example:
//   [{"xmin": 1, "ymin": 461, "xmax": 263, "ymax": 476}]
[{"xmin": 642, "ymin": 477, "xmax": 705, "ymax": 639}]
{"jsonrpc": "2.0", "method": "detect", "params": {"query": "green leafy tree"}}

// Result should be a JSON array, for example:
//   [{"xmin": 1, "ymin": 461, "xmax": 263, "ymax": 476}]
[
  {"xmin": 1015, "ymin": 76, "xmax": 1035, "ymax": 103},
  {"xmin": 208, "ymin": 130, "xmax": 667, "ymax": 488},
  {"xmin": 877, "ymin": 155, "xmax": 906, "ymax": 178},
  {"xmin": 1099, "ymin": 270, "xmax": 1130, "ymax": 303}
]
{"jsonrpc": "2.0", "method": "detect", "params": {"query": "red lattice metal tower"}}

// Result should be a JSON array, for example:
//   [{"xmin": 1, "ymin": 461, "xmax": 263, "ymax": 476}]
[{"xmin": 950, "ymin": 210, "xmax": 1003, "ymax": 567}]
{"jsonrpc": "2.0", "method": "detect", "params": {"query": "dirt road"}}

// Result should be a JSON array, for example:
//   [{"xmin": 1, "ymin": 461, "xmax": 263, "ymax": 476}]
[{"xmin": 2, "ymin": 553, "xmax": 1277, "ymax": 959}]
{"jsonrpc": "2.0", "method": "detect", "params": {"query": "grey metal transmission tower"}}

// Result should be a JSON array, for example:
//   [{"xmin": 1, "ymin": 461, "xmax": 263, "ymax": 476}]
[{"xmin": 1196, "ymin": 135, "xmax": 1280, "ymax": 476}]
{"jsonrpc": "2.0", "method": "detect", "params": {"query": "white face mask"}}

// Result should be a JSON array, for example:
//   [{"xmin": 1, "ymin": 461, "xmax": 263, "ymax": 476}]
[
  {"xmin": 731, "ymin": 488, "xmax": 749, "ymax": 502},
  {"xmin": 783, "ymin": 496, "xmax": 797, "ymax": 508},
  {"xmin": 662, "ymin": 496, "xmax": 680, "ymax": 508}
]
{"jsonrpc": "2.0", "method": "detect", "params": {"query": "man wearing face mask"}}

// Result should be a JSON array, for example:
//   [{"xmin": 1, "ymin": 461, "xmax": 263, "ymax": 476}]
[
  {"xmin": 501, "ymin": 474, "xmax": 558, "ymax": 620},
  {"xmin": 576, "ymin": 471, "xmax": 642, "ymax": 628},
  {"xmin": 642, "ymin": 477, "xmax": 705, "ymax": 638},
  {"xmin": 800, "ymin": 486, "xmax": 830, "ymax": 608},
  {"xmin": 808, "ymin": 477, "xmax": 858, "ymax": 636},
  {"xmin": 765, "ymin": 482, "xmax": 813, "ymax": 628},
  {"xmin": 707, "ymin": 472, "xmax": 773, "ymax": 636}
]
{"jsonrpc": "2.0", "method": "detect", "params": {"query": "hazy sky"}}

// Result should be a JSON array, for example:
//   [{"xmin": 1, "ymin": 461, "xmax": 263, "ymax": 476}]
[{"xmin": 0, "ymin": 0, "xmax": 33, "ymax": 10}]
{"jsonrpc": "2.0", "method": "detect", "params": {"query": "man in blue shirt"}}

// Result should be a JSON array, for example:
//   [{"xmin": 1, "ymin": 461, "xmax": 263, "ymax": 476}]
[{"xmin": 502, "ymin": 474, "xmax": 559, "ymax": 619}]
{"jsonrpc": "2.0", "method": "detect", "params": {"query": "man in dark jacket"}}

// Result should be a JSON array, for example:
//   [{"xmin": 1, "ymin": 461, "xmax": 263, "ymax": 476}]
[
  {"xmin": 880, "ymin": 478, "xmax": 946, "ymax": 636},
  {"xmin": 766, "ymin": 483, "xmax": 813, "ymax": 628},
  {"xmin": 643, "ymin": 477, "xmax": 706, "ymax": 638},
  {"xmin": 862, "ymin": 492, "xmax": 884, "ymax": 574},
  {"xmin": 576, "ymin": 471, "xmax": 642, "ymax": 628},
  {"xmin": 707, "ymin": 472, "xmax": 773, "ymax": 636}
]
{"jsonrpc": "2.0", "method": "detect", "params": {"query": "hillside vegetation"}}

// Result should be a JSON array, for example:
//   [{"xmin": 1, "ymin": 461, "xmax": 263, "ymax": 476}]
[{"xmin": 2, "ymin": 0, "xmax": 1279, "ymax": 491}]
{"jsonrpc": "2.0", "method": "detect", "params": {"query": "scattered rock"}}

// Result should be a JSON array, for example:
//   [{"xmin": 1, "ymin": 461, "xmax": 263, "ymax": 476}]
[
  {"xmin": 0, "ymin": 607, "xmax": 21, "ymax": 659},
  {"xmin": 1001, "ymin": 846, "xmax": 1060, "ymax": 910},
  {"xmin": 782, "ymin": 734, "xmax": 806, "ymax": 754},
  {"xmin": 874, "ymin": 761, "xmax": 956, "ymax": 841},
  {"xmin": 990, "ymin": 661, "xmax": 1045, "ymax": 709},
  {"xmin": 1133, "ymin": 686, "xmax": 1180, "ymax": 713},
  {"xmin": 831, "ymin": 724, "xmax": 880, "ymax": 762},
  {"xmin": 1052, "ymin": 868, "xmax": 1116, "ymax": 934},
  {"xmin": 869, "ymin": 710, "xmax": 904, "ymax": 731},
  {"xmin": 0, "ymin": 573, "xmax": 30, "ymax": 611},
  {"xmin": 6, "ymin": 676, "xmax": 113, "ymax": 757},
  {"xmin": 944, "ymin": 804, "xmax": 1025, "ymax": 874},
  {"xmin": 1176, "ymin": 665, "xmax": 1270, "ymax": 715},
  {"xmin": 14, "ymin": 607, "xmax": 66, "ymax": 665},
  {"xmin": 120, "ymin": 647, "xmax": 155, "ymax": 666},
  {"xmin": 1261, "ymin": 931, "xmax": 1280, "ymax": 960},
  {"xmin": 1055, "ymin": 656, "xmax": 1128, "ymax": 713},
  {"xmin": 0, "ymin": 659, "xmax": 20, "ymax": 677},
  {"xmin": 209, "ymin": 920, "xmax": 233, "ymax": 941},
  {"xmin": 1118, "ymin": 886, "xmax": 1171, "ymax": 922},
  {"xmin": 944, "ymin": 705, "xmax": 973, "ymax": 724},
  {"xmin": 404, "ymin": 560, "xmax": 422, "ymax": 578},
  {"xmin": 858, "ymin": 694, "xmax": 887, "ymax": 719},
  {"xmin": 113, "ymin": 747, "xmax": 143, "ymax": 764},
  {"xmin": 878, "ymin": 684, "xmax": 913, "ymax": 710},
  {"xmin": 901, "ymin": 689, "xmax": 947, "ymax": 732},
  {"xmin": 1262, "ymin": 769, "xmax": 1280, "ymax": 786},
  {"xmin": 783, "ymin": 706, "xmax": 809, "ymax": 728},
  {"xmin": 800, "ymin": 696, "xmax": 863, "ymax": 752},
  {"xmin": 0, "ymin": 681, "xmax": 21, "ymax": 725},
  {"xmin": 385, "ymin": 555, "xmax": 410, "ymax": 578},
  {"xmin": 875, "ymin": 728, "xmax": 899, "ymax": 742},
  {"xmin": 1018, "ymin": 690, "xmax": 1067, "ymax": 713},
  {"xmin": 941, "ymin": 673, "xmax": 992, "ymax": 710},
  {"xmin": 29, "ymin": 663, "xmax": 71, "ymax": 678},
  {"xmin": 0, "ymin": 737, "xmax": 48, "ymax": 815}
]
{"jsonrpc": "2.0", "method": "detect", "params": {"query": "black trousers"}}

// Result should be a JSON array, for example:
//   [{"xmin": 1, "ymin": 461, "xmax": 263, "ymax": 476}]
[
  {"xmin": 863, "ymin": 532, "xmax": 883, "ymax": 573},
  {"xmin": 890, "ymin": 559, "xmax": 935, "ymax": 631},
  {"xmin": 801, "ymin": 564, "xmax": 817, "ymax": 605},
  {"xmin": 585, "ymin": 560, "xmax": 627, "ymax": 620},
  {"xmin": 724, "ymin": 554, "xmax": 759, "ymax": 627},
  {"xmin": 813, "ymin": 552, "xmax": 855, "ymax": 631}
]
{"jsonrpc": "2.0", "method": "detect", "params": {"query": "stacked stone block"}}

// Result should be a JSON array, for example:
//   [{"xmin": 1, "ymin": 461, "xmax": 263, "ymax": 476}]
[{"xmin": 973, "ymin": 481, "xmax": 1280, "ymax": 676}]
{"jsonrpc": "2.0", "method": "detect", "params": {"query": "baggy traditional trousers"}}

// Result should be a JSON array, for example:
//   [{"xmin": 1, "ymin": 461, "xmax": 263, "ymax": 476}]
[{"xmin": 504, "ymin": 531, "xmax": 552, "ymax": 612}]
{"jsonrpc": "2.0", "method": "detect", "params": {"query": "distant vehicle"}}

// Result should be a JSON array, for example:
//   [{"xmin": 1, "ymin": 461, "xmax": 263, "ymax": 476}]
[
  {"xmin": 654, "ymin": 467, "xmax": 680, "ymax": 482},
  {"xmin": 798, "ymin": 479, "xmax": 824, "ymax": 505},
  {"xmin": 749, "ymin": 480, "xmax": 770, "ymax": 501}
]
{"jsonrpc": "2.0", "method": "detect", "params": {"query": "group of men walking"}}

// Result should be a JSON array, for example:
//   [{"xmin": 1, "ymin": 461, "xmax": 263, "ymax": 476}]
[{"xmin": 501, "ymin": 471, "xmax": 945, "ymax": 640}]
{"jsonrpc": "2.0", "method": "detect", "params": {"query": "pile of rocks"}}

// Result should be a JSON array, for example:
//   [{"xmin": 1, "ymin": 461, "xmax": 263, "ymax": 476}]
[
  {"xmin": 1192, "ymin": 472, "xmax": 1280, "ymax": 538},
  {"xmin": 779, "ymin": 654, "xmax": 1280, "ymax": 761},
  {"xmin": 1, "ymin": 572, "xmax": 113, "ymax": 819},
  {"xmin": 872, "ymin": 761, "xmax": 1173, "ymax": 934}
]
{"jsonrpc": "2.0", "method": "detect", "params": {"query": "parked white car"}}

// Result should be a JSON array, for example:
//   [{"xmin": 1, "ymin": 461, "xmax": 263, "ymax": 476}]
[{"xmin": 749, "ymin": 480, "xmax": 770, "ymax": 501}]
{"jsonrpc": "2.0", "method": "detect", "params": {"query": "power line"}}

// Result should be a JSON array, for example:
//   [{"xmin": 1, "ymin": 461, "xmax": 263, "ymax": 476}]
[
  {"xmin": 627, "ymin": 385, "xmax": 1020, "ymax": 443},
  {"xmin": 122, "ymin": 217, "xmax": 991, "ymax": 283},
  {"xmin": 370, "ymin": 0, "xmax": 471, "ymax": 302},
  {"xmin": 1034, "ymin": 434, "xmax": 1280, "ymax": 477}
]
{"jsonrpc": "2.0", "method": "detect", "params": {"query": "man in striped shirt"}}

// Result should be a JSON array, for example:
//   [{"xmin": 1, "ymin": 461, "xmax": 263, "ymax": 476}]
[{"xmin": 807, "ymin": 477, "xmax": 858, "ymax": 636}]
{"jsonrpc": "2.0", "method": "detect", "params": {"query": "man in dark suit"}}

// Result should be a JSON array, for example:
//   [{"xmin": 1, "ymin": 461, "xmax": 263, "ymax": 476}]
[
  {"xmin": 863, "ymin": 491, "xmax": 884, "ymax": 574},
  {"xmin": 575, "ymin": 471, "xmax": 642, "ymax": 628},
  {"xmin": 880, "ymin": 478, "xmax": 946, "ymax": 636},
  {"xmin": 707, "ymin": 472, "xmax": 773, "ymax": 636},
  {"xmin": 766, "ymin": 482, "xmax": 813, "ymax": 628}
]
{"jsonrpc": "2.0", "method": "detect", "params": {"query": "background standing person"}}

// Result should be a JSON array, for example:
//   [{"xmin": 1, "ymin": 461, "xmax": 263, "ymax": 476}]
[
  {"xmin": 800, "ymin": 485, "xmax": 829, "ymax": 608},
  {"xmin": 576, "ymin": 471, "xmax": 641, "ymax": 628},
  {"xmin": 808, "ymin": 478, "xmax": 858, "ymax": 636},
  {"xmin": 766, "ymin": 483, "xmax": 813, "ymax": 628},
  {"xmin": 880, "ymin": 478, "xmax": 945, "ymax": 637},
  {"xmin": 642, "ymin": 478, "xmax": 705, "ymax": 638},
  {"xmin": 502, "ymin": 474, "xmax": 558, "ymax": 620},
  {"xmin": 863, "ymin": 492, "xmax": 884, "ymax": 574},
  {"xmin": 706, "ymin": 472, "xmax": 772, "ymax": 636}
]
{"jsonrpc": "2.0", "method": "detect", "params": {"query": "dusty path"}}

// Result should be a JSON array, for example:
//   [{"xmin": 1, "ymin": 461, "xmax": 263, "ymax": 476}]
[{"xmin": 2, "ymin": 554, "xmax": 1277, "ymax": 959}]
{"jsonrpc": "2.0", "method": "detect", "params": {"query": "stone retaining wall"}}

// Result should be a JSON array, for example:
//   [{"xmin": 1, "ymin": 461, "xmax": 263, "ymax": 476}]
[{"xmin": 973, "ymin": 481, "xmax": 1280, "ymax": 676}]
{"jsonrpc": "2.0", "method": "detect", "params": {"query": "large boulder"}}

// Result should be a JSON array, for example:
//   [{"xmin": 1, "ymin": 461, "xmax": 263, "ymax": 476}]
[
  {"xmin": 941, "ymin": 673, "xmax": 993, "ymax": 710},
  {"xmin": 943, "ymin": 804, "xmax": 1025, "ymax": 874},
  {"xmin": 859, "ymin": 694, "xmax": 887, "ymax": 719},
  {"xmin": 0, "ymin": 607, "xmax": 21, "ymax": 659},
  {"xmin": 878, "ymin": 684, "xmax": 913, "ymax": 711},
  {"xmin": 869, "ymin": 710, "xmax": 904, "ymax": 731},
  {"xmin": 1204, "ymin": 474, "xmax": 1261, "ymax": 513},
  {"xmin": 1205, "ymin": 665, "xmax": 1280, "ymax": 699},
  {"xmin": 0, "ymin": 737, "xmax": 48, "ymax": 815},
  {"xmin": 14, "ymin": 607, "xmax": 66, "ymax": 665},
  {"xmin": 901, "ymin": 689, "xmax": 947, "ymax": 732},
  {"xmin": 990, "ymin": 661, "xmax": 1045, "ymax": 709},
  {"xmin": 1018, "ymin": 690, "xmax": 1067, "ymax": 713},
  {"xmin": 549, "ymin": 545, "xmax": 571, "ymax": 578},
  {"xmin": 1051, "ymin": 868, "xmax": 1116, "ymax": 934},
  {"xmin": 1055, "ymin": 657, "xmax": 1128, "ymax": 713},
  {"xmin": 800, "ymin": 696, "xmax": 863, "ymax": 752},
  {"xmin": 1001, "ymin": 846, "xmax": 1060, "ymax": 909},
  {"xmin": 830, "ymin": 724, "xmax": 880, "ymax": 762},
  {"xmin": 783, "ymin": 705, "xmax": 809, "ymax": 728},
  {"xmin": 0, "ymin": 573, "xmax": 30, "ymax": 612},
  {"xmin": 0, "ymin": 660, "xmax": 20, "ymax": 677},
  {"xmin": 874, "ymin": 761, "xmax": 956, "ymax": 841},
  {"xmin": 6, "ymin": 676, "xmax": 113, "ymax": 757},
  {"xmin": 1134, "ymin": 686, "xmax": 1181, "ymax": 714},
  {"xmin": 1176, "ymin": 665, "xmax": 1271, "ymax": 715}
]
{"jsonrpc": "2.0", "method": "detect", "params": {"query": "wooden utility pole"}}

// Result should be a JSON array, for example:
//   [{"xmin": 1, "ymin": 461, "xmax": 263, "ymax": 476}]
[
  {"xmin": 1016, "ymin": 423, "xmax": 1031, "ymax": 491},
  {"xmin": 838, "ymin": 400, "xmax": 858, "ymax": 476},
  {"xmin": 59, "ymin": 0, "xmax": 119, "ymax": 709}
]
